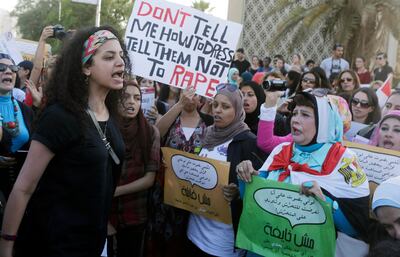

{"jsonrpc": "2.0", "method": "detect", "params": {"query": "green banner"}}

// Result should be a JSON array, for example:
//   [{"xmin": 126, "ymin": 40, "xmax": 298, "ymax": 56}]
[{"xmin": 236, "ymin": 177, "xmax": 336, "ymax": 257}]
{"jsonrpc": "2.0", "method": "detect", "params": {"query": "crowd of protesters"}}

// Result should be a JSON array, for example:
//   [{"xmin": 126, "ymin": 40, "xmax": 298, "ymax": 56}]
[{"xmin": 0, "ymin": 24, "xmax": 399, "ymax": 257}]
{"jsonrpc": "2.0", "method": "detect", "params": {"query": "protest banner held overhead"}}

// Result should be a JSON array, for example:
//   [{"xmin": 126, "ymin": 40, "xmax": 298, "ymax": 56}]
[
  {"xmin": 161, "ymin": 147, "xmax": 232, "ymax": 224},
  {"xmin": 125, "ymin": 0, "xmax": 242, "ymax": 98},
  {"xmin": 236, "ymin": 178, "xmax": 336, "ymax": 257}
]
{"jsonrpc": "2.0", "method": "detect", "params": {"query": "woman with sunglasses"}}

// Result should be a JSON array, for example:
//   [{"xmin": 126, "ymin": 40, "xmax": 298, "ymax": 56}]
[
  {"xmin": 186, "ymin": 83, "xmax": 265, "ymax": 257},
  {"xmin": 357, "ymin": 91, "xmax": 400, "ymax": 140},
  {"xmin": 0, "ymin": 26, "xmax": 128, "ymax": 257},
  {"xmin": 295, "ymin": 71, "xmax": 322, "ymax": 93},
  {"xmin": 0, "ymin": 53, "xmax": 34, "ymax": 200},
  {"xmin": 350, "ymin": 87, "xmax": 381, "ymax": 125},
  {"xmin": 237, "ymin": 92, "xmax": 370, "ymax": 257},
  {"xmin": 336, "ymin": 70, "xmax": 361, "ymax": 100}
]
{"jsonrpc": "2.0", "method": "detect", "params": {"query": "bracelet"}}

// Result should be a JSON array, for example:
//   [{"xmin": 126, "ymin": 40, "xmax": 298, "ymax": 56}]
[{"xmin": 0, "ymin": 233, "xmax": 17, "ymax": 241}]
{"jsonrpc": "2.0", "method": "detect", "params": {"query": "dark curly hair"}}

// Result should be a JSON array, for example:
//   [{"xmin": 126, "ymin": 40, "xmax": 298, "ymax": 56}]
[{"xmin": 43, "ymin": 25, "xmax": 132, "ymax": 132}]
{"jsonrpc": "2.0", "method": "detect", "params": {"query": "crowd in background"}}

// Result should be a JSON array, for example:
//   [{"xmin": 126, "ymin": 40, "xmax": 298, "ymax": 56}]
[{"xmin": 0, "ymin": 24, "xmax": 399, "ymax": 257}]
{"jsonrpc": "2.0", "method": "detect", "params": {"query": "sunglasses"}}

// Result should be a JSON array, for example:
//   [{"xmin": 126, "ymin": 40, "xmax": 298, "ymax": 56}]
[
  {"xmin": 302, "ymin": 78, "xmax": 316, "ymax": 84},
  {"xmin": 351, "ymin": 98, "xmax": 370, "ymax": 108},
  {"xmin": 340, "ymin": 78, "xmax": 353, "ymax": 83},
  {"xmin": 216, "ymin": 83, "xmax": 238, "ymax": 93},
  {"xmin": 0, "ymin": 63, "xmax": 19, "ymax": 73}
]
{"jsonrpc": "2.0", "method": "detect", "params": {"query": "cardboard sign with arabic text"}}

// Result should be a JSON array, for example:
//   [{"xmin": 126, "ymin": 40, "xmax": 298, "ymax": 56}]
[
  {"xmin": 162, "ymin": 147, "xmax": 231, "ymax": 224},
  {"xmin": 236, "ymin": 178, "xmax": 335, "ymax": 257}
]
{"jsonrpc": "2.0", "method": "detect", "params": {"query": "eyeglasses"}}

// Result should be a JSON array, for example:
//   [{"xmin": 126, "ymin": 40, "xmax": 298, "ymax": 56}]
[
  {"xmin": 351, "ymin": 98, "xmax": 370, "ymax": 108},
  {"xmin": 302, "ymin": 78, "xmax": 316, "ymax": 84},
  {"xmin": 216, "ymin": 83, "xmax": 238, "ymax": 93},
  {"xmin": 0, "ymin": 63, "xmax": 19, "ymax": 73},
  {"xmin": 340, "ymin": 78, "xmax": 353, "ymax": 83}
]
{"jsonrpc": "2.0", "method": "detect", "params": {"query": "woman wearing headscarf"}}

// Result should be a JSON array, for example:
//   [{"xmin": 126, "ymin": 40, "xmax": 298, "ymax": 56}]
[
  {"xmin": 186, "ymin": 83, "xmax": 265, "ymax": 257},
  {"xmin": 237, "ymin": 91, "xmax": 370, "ymax": 257},
  {"xmin": 368, "ymin": 110, "xmax": 400, "ymax": 151},
  {"xmin": 148, "ymin": 87, "xmax": 213, "ymax": 257},
  {"xmin": 257, "ymin": 89, "xmax": 352, "ymax": 154},
  {"xmin": 372, "ymin": 176, "xmax": 400, "ymax": 241},
  {"xmin": 240, "ymin": 81, "xmax": 265, "ymax": 135},
  {"xmin": 228, "ymin": 67, "xmax": 240, "ymax": 86},
  {"xmin": 108, "ymin": 80, "xmax": 160, "ymax": 257}
]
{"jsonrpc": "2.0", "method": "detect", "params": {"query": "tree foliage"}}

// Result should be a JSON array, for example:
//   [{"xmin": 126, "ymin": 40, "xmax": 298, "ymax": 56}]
[
  {"xmin": 191, "ymin": 0, "xmax": 214, "ymax": 13},
  {"xmin": 12, "ymin": 0, "xmax": 133, "ymax": 53},
  {"xmin": 267, "ymin": 0, "xmax": 400, "ymax": 66}
]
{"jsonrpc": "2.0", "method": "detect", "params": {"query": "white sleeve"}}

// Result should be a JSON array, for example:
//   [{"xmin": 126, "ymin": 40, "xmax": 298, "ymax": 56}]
[{"xmin": 259, "ymin": 104, "xmax": 277, "ymax": 121}]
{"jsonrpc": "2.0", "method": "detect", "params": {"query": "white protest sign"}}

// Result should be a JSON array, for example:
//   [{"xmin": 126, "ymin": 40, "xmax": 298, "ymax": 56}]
[
  {"xmin": 125, "ymin": 0, "xmax": 242, "ymax": 98},
  {"xmin": 254, "ymin": 188, "xmax": 326, "ymax": 228},
  {"xmin": 0, "ymin": 32, "xmax": 23, "ymax": 64},
  {"xmin": 140, "ymin": 87, "xmax": 155, "ymax": 116},
  {"xmin": 345, "ymin": 141, "xmax": 400, "ymax": 185},
  {"xmin": 345, "ymin": 121, "xmax": 368, "ymax": 141},
  {"xmin": 71, "ymin": 0, "xmax": 98, "ymax": 5},
  {"xmin": 171, "ymin": 154, "xmax": 218, "ymax": 190}
]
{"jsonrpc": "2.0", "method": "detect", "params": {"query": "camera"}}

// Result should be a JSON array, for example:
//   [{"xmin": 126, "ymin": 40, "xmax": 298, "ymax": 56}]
[
  {"xmin": 51, "ymin": 25, "xmax": 67, "ymax": 40},
  {"xmin": 262, "ymin": 80, "xmax": 287, "ymax": 91}
]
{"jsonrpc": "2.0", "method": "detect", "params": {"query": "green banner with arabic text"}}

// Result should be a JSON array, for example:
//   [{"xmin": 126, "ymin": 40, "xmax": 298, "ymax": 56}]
[{"xmin": 236, "ymin": 177, "xmax": 335, "ymax": 257}]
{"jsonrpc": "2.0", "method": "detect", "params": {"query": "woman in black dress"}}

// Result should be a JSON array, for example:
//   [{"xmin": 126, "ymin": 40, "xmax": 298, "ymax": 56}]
[{"xmin": 0, "ymin": 25, "xmax": 130, "ymax": 257}]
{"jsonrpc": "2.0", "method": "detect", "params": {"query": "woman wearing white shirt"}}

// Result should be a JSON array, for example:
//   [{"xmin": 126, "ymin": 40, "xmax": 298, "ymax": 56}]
[{"xmin": 186, "ymin": 83, "xmax": 265, "ymax": 257}]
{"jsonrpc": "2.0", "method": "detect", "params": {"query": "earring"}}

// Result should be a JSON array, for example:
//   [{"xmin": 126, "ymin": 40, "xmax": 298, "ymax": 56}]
[{"xmin": 84, "ymin": 75, "xmax": 89, "ymax": 86}]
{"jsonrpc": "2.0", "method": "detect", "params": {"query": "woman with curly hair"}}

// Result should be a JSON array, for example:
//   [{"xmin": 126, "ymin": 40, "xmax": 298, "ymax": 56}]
[{"xmin": 0, "ymin": 25, "xmax": 130, "ymax": 257}]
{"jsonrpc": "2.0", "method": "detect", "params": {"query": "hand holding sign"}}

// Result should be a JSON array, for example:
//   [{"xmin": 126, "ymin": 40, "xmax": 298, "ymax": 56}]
[
  {"xmin": 163, "ymin": 147, "xmax": 231, "ymax": 224},
  {"xmin": 300, "ymin": 181, "xmax": 326, "ymax": 201},
  {"xmin": 177, "ymin": 85, "xmax": 196, "ymax": 108},
  {"xmin": 236, "ymin": 178, "xmax": 335, "ymax": 257}
]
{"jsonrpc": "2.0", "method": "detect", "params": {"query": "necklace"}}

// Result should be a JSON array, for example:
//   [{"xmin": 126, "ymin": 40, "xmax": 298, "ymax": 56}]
[
  {"xmin": 101, "ymin": 121, "xmax": 108, "ymax": 136},
  {"xmin": 2, "ymin": 98, "xmax": 20, "ymax": 137}
]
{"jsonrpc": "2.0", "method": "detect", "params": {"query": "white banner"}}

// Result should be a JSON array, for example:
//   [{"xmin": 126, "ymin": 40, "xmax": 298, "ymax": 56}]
[
  {"xmin": 125, "ymin": 0, "xmax": 242, "ymax": 98},
  {"xmin": 0, "ymin": 32, "xmax": 23, "ymax": 64},
  {"xmin": 71, "ymin": 0, "xmax": 98, "ymax": 5}
]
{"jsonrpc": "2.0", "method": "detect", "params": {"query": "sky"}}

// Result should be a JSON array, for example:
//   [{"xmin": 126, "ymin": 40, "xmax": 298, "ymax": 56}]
[
  {"xmin": 2, "ymin": 0, "xmax": 229, "ymax": 19},
  {"xmin": 2, "ymin": 0, "xmax": 17, "ymax": 12}
]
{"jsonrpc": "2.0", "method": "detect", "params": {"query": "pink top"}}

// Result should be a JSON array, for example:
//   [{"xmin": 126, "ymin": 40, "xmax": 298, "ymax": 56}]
[{"xmin": 257, "ymin": 106, "xmax": 292, "ymax": 153}]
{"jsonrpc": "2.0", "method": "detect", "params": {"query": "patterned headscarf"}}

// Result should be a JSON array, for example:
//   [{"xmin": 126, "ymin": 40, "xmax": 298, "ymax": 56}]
[
  {"xmin": 368, "ymin": 110, "xmax": 400, "ymax": 147},
  {"xmin": 82, "ymin": 30, "xmax": 118, "ymax": 65},
  {"xmin": 293, "ymin": 91, "xmax": 344, "ymax": 144}
]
